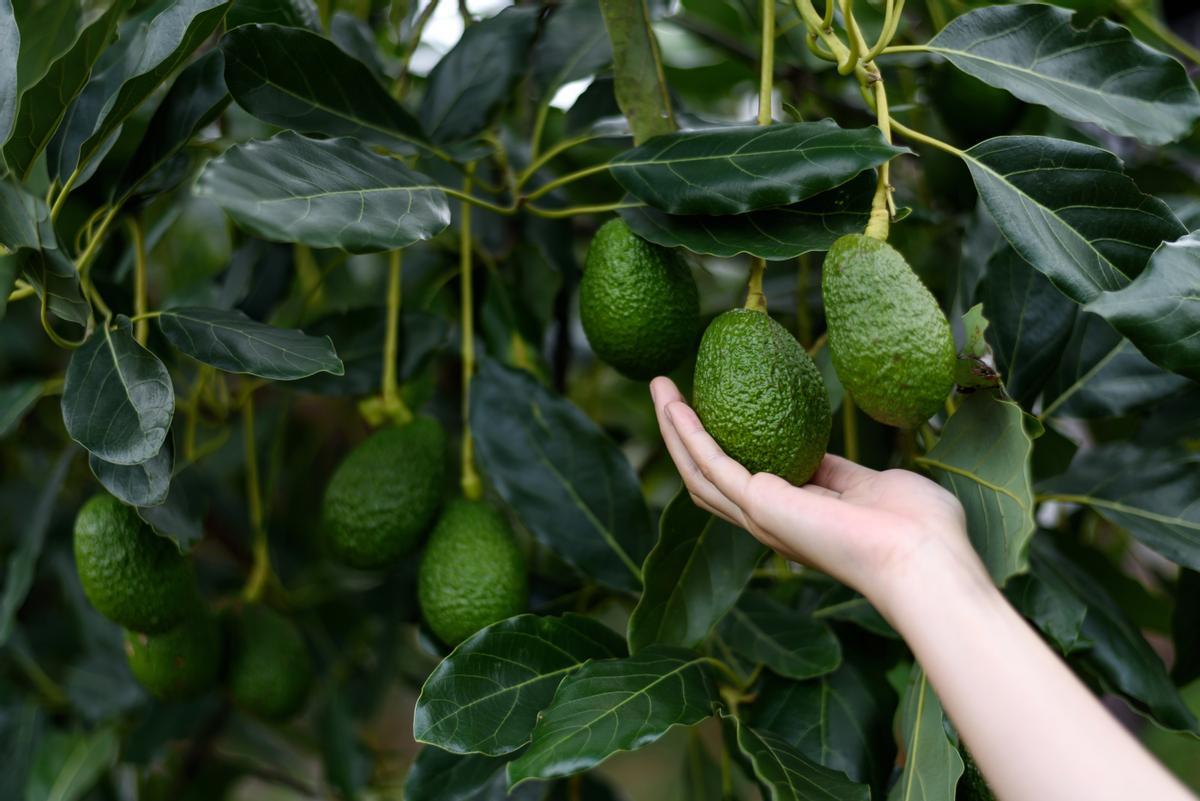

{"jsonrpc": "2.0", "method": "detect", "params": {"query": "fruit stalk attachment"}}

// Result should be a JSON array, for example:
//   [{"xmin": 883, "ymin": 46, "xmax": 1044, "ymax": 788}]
[
  {"xmin": 380, "ymin": 249, "xmax": 413, "ymax": 425},
  {"xmin": 242, "ymin": 393, "xmax": 271, "ymax": 603},
  {"xmin": 460, "ymin": 166, "xmax": 484, "ymax": 502}
]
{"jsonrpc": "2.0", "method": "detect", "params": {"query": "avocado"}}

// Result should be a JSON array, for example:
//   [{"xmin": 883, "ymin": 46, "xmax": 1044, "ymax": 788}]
[
  {"xmin": 229, "ymin": 605, "xmax": 312, "ymax": 721},
  {"xmin": 580, "ymin": 218, "xmax": 699, "ymax": 379},
  {"xmin": 822, "ymin": 234, "xmax": 956, "ymax": 428},
  {"xmin": 124, "ymin": 608, "xmax": 221, "ymax": 700},
  {"xmin": 692, "ymin": 308, "xmax": 831, "ymax": 484}
]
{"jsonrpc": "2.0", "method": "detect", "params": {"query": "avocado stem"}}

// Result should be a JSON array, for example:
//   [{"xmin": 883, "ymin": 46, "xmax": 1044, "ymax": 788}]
[
  {"xmin": 460, "ymin": 166, "xmax": 484, "ymax": 502},
  {"xmin": 744, "ymin": 258, "xmax": 768, "ymax": 312}
]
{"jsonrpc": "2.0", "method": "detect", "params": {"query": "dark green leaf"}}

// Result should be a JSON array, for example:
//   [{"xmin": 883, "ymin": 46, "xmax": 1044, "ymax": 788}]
[
  {"xmin": 0, "ymin": 0, "xmax": 17, "ymax": 146},
  {"xmin": 136, "ymin": 468, "xmax": 207, "ymax": 551},
  {"xmin": 609, "ymin": 121, "xmax": 906, "ymax": 215},
  {"xmin": 1085, "ymin": 232, "xmax": 1200, "ymax": 380},
  {"xmin": 226, "ymin": 0, "xmax": 319, "ymax": 29},
  {"xmin": 926, "ymin": 4, "xmax": 1200, "ymax": 145},
  {"xmin": 2, "ymin": 0, "xmax": 124, "ymax": 179},
  {"xmin": 628, "ymin": 489, "xmax": 766, "ymax": 652},
  {"xmin": 506, "ymin": 646, "xmax": 718, "ymax": 785},
  {"xmin": 724, "ymin": 713, "xmax": 870, "ymax": 801},
  {"xmin": 319, "ymin": 686, "xmax": 370, "ymax": 801},
  {"xmin": 1005, "ymin": 573, "xmax": 1089, "ymax": 655},
  {"xmin": 24, "ymin": 726, "xmax": 119, "ymax": 801},
  {"xmin": 158, "ymin": 306, "xmax": 344, "ymax": 380},
  {"xmin": 20, "ymin": 225, "xmax": 90, "ymax": 327},
  {"xmin": 812, "ymin": 587, "xmax": 898, "ymax": 639},
  {"xmin": 964, "ymin": 136, "xmax": 1185, "ymax": 304},
  {"xmin": 888, "ymin": 666, "xmax": 963, "ymax": 801},
  {"xmin": 419, "ymin": 6, "xmax": 539, "ymax": 143},
  {"xmin": 598, "ymin": 0, "xmax": 675, "ymax": 143},
  {"xmin": 61, "ymin": 320, "xmax": 174, "ymax": 465},
  {"xmin": 919, "ymin": 391, "xmax": 1035, "ymax": 585},
  {"xmin": 222, "ymin": 23, "xmax": 427, "ymax": 153},
  {"xmin": 195, "ymin": 132, "xmax": 451, "ymax": 253},
  {"xmin": 470, "ymin": 359, "xmax": 652, "ymax": 593},
  {"xmin": 404, "ymin": 746, "xmax": 508, "ymax": 801},
  {"xmin": 0, "ymin": 180, "xmax": 42, "ymax": 251},
  {"xmin": 532, "ymin": 0, "xmax": 612, "ymax": 98},
  {"xmin": 617, "ymin": 172, "xmax": 874, "ymax": 261},
  {"xmin": 88, "ymin": 443, "xmax": 171, "ymax": 507},
  {"xmin": 0, "ymin": 448, "xmax": 73, "ymax": 646},
  {"xmin": 717, "ymin": 591, "xmax": 841, "ymax": 680},
  {"xmin": 1039, "ymin": 443, "xmax": 1200, "ymax": 571},
  {"xmin": 415, "ymin": 614, "xmax": 626, "ymax": 756},
  {"xmin": 0, "ymin": 379, "xmax": 43, "ymax": 438},
  {"xmin": 0, "ymin": 698, "xmax": 43, "ymax": 801},
  {"xmin": 64, "ymin": 648, "xmax": 144, "ymax": 723}
]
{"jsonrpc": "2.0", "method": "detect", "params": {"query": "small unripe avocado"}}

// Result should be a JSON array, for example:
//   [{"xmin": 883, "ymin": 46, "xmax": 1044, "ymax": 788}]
[
  {"xmin": 73, "ymin": 494, "xmax": 196, "ymax": 633},
  {"xmin": 229, "ymin": 605, "xmax": 312, "ymax": 721},
  {"xmin": 124, "ymin": 609, "xmax": 221, "ymax": 700},
  {"xmin": 822, "ymin": 234, "xmax": 956, "ymax": 429},
  {"xmin": 418, "ymin": 499, "xmax": 527, "ymax": 646},
  {"xmin": 693, "ymin": 309, "xmax": 831, "ymax": 484},
  {"xmin": 322, "ymin": 417, "xmax": 447, "ymax": 569},
  {"xmin": 580, "ymin": 218, "xmax": 699, "ymax": 379}
]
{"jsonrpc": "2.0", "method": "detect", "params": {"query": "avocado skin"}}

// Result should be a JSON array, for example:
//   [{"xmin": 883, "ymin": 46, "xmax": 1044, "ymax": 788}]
[
  {"xmin": 124, "ymin": 609, "xmax": 221, "ymax": 700},
  {"xmin": 580, "ymin": 219, "xmax": 699, "ymax": 379},
  {"xmin": 229, "ymin": 605, "xmax": 312, "ymax": 721},
  {"xmin": 822, "ymin": 234, "xmax": 956, "ymax": 429},
  {"xmin": 693, "ymin": 309, "xmax": 831, "ymax": 484}
]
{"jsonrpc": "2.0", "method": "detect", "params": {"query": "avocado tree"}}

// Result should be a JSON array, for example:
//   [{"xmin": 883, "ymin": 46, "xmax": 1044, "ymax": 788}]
[{"xmin": 2, "ymin": 0, "xmax": 1199, "ymax": 798}]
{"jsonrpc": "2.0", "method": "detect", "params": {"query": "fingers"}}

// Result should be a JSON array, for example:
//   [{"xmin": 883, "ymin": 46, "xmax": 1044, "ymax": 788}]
[
  {"xmin": 810, "ymin": 453, "xmax": 877, "ymax": 493},
  {"xmin": 664, "ymin": 401, "xmax": 753, "ymax": 507},
  {"xmin": 743, "ymin": 471, "xmax": 868, "ymax": 541},
  {"xmin": 650, "ymin": 379, "xmax": 743, "ymax": 521}
]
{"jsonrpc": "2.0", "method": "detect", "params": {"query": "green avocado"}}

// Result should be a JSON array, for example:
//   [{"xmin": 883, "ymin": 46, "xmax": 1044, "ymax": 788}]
[
  {"xmin": 580, "ymin": 218, "xmax": 699, "ymax": 379},
  {"xmin": 124, "ymin": 608, "xmax": 221, "ymax": 700},
  {"xmin": 322, "ymin": 417, "xmax": 447, "ymax": 569},
  {"xmin": 822, "ymin": 234, "xmax": 956, "ymax": 429},
  {"xmin": 692, "ymin": 308, "xmax": 831, "ymax": 484},
  {"xmin": 229, "ymin": 605, "xmax": 312, "ymax": 721},
  {"xmin": 958, "ymin": 749, "xmax": 996, "ymax": 801},
  {"xmin": 418, "ymin": 499, "xmax": 527, "ymax": 646},
  {"xmin": 73, "ymin": 494, "xmax": 196, "ymax": 633}
]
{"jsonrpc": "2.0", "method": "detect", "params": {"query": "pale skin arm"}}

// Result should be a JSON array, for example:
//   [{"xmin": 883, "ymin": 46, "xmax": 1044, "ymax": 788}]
[{"xmin": 650, "ymin": 377, "xmax": 1195, "ymax": 801}]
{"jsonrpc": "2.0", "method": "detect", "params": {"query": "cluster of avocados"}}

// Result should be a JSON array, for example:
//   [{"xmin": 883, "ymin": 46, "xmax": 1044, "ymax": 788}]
[{"xmin": 579, "ymin": 219, "xmax": 957, "ymax": 483}]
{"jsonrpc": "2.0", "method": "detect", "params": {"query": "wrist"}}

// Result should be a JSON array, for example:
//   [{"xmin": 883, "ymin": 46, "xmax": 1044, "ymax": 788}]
[{"xmin": 865, "ymin": 537, "xmax": 1000, "ymax": 634}]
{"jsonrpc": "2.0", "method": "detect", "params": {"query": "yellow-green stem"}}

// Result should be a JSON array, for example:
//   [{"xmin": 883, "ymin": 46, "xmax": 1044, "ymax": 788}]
[
  {"xmin": 843, "ymin": 394, "xmax": 860, "ymax": 462},
  {"xmin": 523, "ymin": 162, "xmax": 612, "ymax": 203},
  {"xmin": 516, "ymin": 132, "xmax": 602, "ymax": 188},
  {"xmin": 526, "ymin": 200, "xmax": 640, "ymax": 219},
  {"xmin": 745, "ymin": 258, "xmax": 768, "ymax": 311},
  {"xmin": 865, "ymin": 75, "xmax": 894, "ymax": 240},
  {"xmin": 381, "ymin": 250, "xmax": 413, "ymax": 424},
  {"xmin": 49, "ymin": 168, "xmax": 80, "ymax": 222},
  {"xmin": 75, "ymin": 206, "xmax": 120, "ymax": 277},
  {"xmin": 460, "ymin": 167, "xmax": 483, "ymax": 502},
  {"xmin": 758, "ymin": 0, "xmax": 776, "ymax": 125},
  {"xmin": 7, "ymin": 283, "xmax": 35, "ymax": 303},
  {"xmin": 128, "ymin": 217, "xmax": 149, "ymax": 345},
  {"xmin": 242, "ymin": 393, "xmax": 271, "ymax": 603},
  {"xmin": 888, "ymin": 116, "xmax": 965, "ymax": 157}
]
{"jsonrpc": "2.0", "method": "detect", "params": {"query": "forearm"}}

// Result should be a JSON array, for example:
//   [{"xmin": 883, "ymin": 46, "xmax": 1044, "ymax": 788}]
[{"xmin": 871, "ymin": 542, "xmax": 1193, "ymax": 801}]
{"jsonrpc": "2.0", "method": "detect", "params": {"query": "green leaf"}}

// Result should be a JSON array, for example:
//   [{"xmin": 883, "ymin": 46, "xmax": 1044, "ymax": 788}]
[
  {"xmin": 24, "ymin": 725, "xmax": 119, "ymax": 801},
  {"xmin": 0, "ymin": 0, "xmax": 17, "ymax": 145},
  {"xmin": 617, "ymin": 172, "xmax": 874, "ymax": 261},
  {"xmin": 470, "ymin": 359, "xmax": 652, "ymax": 593},
  {"xmin": 404, "ymin": 746, "xmax": 509, "ymax": 801},
  {"xmin": 1039, "ymin": 443, "xmax": 1200, "ymax": 571},
  {"xmin": 532, "ymin": 0, "xmax": 612, "ymax": 98},
  {"xmin": 157, "ymin": 306, "xmax": 344, "ymax": 380},
  {"xmin": 963, "ymin": 136, "xmax": 1185, "ymax": 304},
  {"xmin": 926, "ymin": 4, "xmax": 1200, "ymax": 146},
  {"xmin": 0, "ymin": 698, "xmax": 42, "ymax": 801},
  {"xmin": 1005, "ymin": 573, "xmax": 1089, "ymax": 656},
  {"xmin": 414, "ymin": 614, "xmax": 627, "ymax": 756},
  {"xmin": 195, "ymin": 132, "xmax": 451, "ymax": 253},
  {"xmin": 226, "ymin": 0, "xmax": 319, "ymax": 29},
  {"xmin": 628, "ymin": 489, "xmax": 766, "ymax": 653},
  {"xmin": 506, "ymin": 646, "xmax": 718, "ymax": 785},
  {"xmin": 0, "ymin": 379, "xmax": 43, "ymax": 438},
  {"xmin": 88, "ymin": 443, "xmax": 171, "ymax": 507},
  {"xmin": 598, "ymin": 0, "xmax": 675, "ymax": 143},
  {"xmin": 887, "ymin": 666, "xmax": 963, "ymax": 801},
  {"xmin": 919, "ymin": 391, "xmax": 1035, "ymax": 585},
  {"xmin": 1085, "ymin": 232, "xmax": 1200, "ymax": 381},
  {"xmin": 136, "ymin": 468, "xmax": 207, "ymax": 552},
  {"xmin": 19, "ymin": 211, "xmax": 90, "ymax": 327},
  {"xmin": 0, "ymin": 448, "xmax": 73, "ymax": 647},
  {"xmin": 723, "ymin": 713, "xmax": 870, "ymax": 801},
  {"xmin": 0, "ymin": 180, "xmax": 42, "ymax": 251},
  {"xmin": 319, "ymin": 686, "xmax": 370, "ymax": 801},
  {"xmin": 221, "ymin": 23, "xmax": 427, "ymax": 153},
  {"xmin": 717, "ymin": 591, "xmax": 841, "ymax": 680},
  {"xmin": 2, "ymin": 0, "xmax": 124, "ymax": 179},
  {"xmin": 61, "ymin": 320, "xmax": 174, "ymax": 466},
  {"xmin": 609, "ymin": 122, "xmax": 906, "ymax": 215},
  {"xmin": 812, "ymin": 586, "xmax": 898, "ymax": 639},
  {"xmin": 418, "ymin": 6, "xmax": 540, "ymax": 143},
  {"xmin": 116, "ymin": 48, "xmax": 230, "ymax": 201}
]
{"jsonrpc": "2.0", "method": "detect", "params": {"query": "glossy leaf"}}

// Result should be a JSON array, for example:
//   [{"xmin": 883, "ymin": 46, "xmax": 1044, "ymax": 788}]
[
  {"xmin": 609, "ymin": 121, "xmax": 906, "ymax": 215},
  {"xmin": 920, "ymin": 391, "xmax": 1036, "ymax": 585},
  {"xmin": 1005, "ymin": 573, "xmax": 1089, "ymax": 656},
  {"xmin": 404, "ymin": 746, "xmax": 509, "ymax": 801},
  {"xmin": 628, "ymin": 490, "xmax": 765, "ymax": 653},
  {"xmin": 418, "ymin": 6, "xmax": 539, "ymax": 143},
  {"xmin": 0, "ymin": 697, "xmax": 42, "ymax": 801},
  {"xmin": 963, "ymin": 136, "xmax": 1185, "ymax": 304},
  {"xmin": 598, "ymin": 0, "xmax": 675, "ymax": 143},
  {"xmin": 717, "ymin": 592, "xmax": 841, "ymax": 680},
  {"xmin": 24, "ymin": 725, "xmax": 119, "ymax": 801},
  {"xmin": 0, "ymin": 379, "xmax": 42, "ymax": 437},
  {"xmin": 319, "ymin": 687, "xmax": 370, "ymax": 801},
  {"xmin": 470, "ymin": 360, "xmax": 652, "ymax": 593},
  {"xmin": 158, "ymin": 306, "xmax": 344, "ymax": 380},
  {"xmin": 0, "ymin": 180, "xmax": 42, "ymax": 251},
  {"xmin": 195, "ymin": 132, "xmax": 451, "ymax": 253},
  {"xmin": 136, "ymin": 469, "xmax": 206, "ymax": 552},
  {"xmin": 414, "ymin": 614, "xmax": 627, "ymax": 756},
  {"xmin": 61, "ymin": 321, "xmax": 174, "ymax": 466},
  {"xmin": 0, "ymin": 0, "xmax": 16, "ymax": 145},
  {"xmin": 724, "ymin": 713, "xmax": 870, "ymax": 801},
  {"xmin": 926, "ymin": 4, "xmax": 1200, "ymax": 146},
  {"xmin": 506, "ymin": 646, "xmax": 718, "ymax": 785},
  {"xmin": 1085, "ymin": 232, "xmax": 1200, "ymax": 380},
  {"xmin": 1039, "ymin": 443, "xmax": 1200, "ymax": 571},
  {"xmin": 20, "ymin": 219, "xmax": 90, "ymax": 327},
  {"xmin": 88, "ymin": 444, "xmax": 171, "ymax": 507},
  {"xmin": 618, "ymin": 172, "xmax": 874, "ymax": 261},
  {"xmin": 226, "ymin": 0, "xmax": 319, "ymax": 29},
  {"xmin": 221, "ymin": 23, "xmax": 427, "ymax": 153},
  {"xmin": 887, "ymin": 666, "xmax": 963, "ymax": 801},
  {"xmin": 532, "ymin": 0, "xmax": 612, "ymax": 98}
]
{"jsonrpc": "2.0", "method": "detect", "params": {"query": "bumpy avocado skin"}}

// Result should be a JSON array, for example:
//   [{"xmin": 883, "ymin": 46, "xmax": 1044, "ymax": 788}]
[
  {"xmin": 418, "ymin": 499, "xmax": 527, "ymax": 646},
  {"xmin": 580, "ymin": 219, "xmax": 700, "ymax": 379},
  {"xmin": 692, "ymin": 309, "xmax": 831, "ymax": 484},
  {"xmin": 124, "ymin": 609, "xmax": 221, "ymax": 700},
  {"xmin": 322, "ymin": 417, "xmax": 447, "ymax": 569},
  {"xmin": 229, "ymin": 605, "xmax": 312, "ymax": 721},
  {"xmin": 822, "ymin": 234, "xmax": 957, "ymax": 429},
  {"xmin": 73, "ymin": 494, "xmax": 195, "ymax": 633}
]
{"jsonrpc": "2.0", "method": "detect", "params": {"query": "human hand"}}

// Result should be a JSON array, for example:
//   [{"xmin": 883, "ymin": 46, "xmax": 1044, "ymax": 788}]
[{"xmin": 650, "ymin": 377, "xmax": 988, "ymax": 608}]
